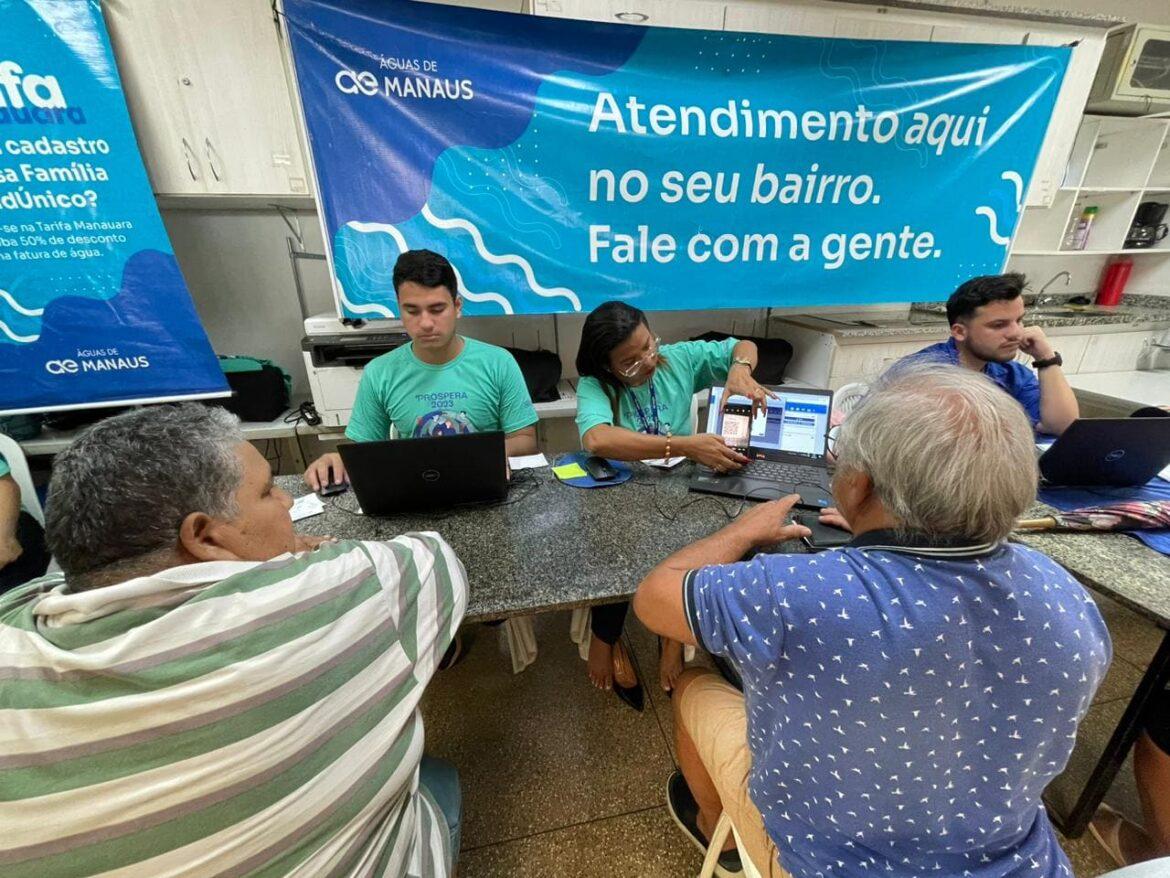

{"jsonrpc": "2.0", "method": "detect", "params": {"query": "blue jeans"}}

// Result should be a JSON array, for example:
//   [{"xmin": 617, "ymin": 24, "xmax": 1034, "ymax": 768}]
[{"xmin": 419, "ymin": 756, "xmax": 462, "ymax": 864}]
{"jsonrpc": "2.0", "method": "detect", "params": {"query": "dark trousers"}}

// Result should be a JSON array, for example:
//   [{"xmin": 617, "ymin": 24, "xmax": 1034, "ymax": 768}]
[
  {"xmin": 591, "ymin": 600, "xmax": 629, "ymax": 645},
  {"xmin": 0, "ymin": 511, "xmax": 50, "ymax": 594}
]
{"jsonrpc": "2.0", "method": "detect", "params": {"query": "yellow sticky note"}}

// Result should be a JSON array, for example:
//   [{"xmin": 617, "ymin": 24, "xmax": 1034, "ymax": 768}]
[{"xmin": 553, "ymin": 462, "xmax": 588, "ymax": 480}]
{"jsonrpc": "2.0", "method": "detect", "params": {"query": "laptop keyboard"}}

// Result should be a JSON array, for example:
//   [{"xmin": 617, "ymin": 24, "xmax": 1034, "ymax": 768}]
[{"xmin": 740, "ymin": 460, "xmax": 824, "ymax": 485}]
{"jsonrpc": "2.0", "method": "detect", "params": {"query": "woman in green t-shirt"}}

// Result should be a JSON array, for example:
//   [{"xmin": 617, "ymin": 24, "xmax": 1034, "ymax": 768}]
[{"xmin": 574, "ymin": 301, "xmax": 772, "ymax": 709}]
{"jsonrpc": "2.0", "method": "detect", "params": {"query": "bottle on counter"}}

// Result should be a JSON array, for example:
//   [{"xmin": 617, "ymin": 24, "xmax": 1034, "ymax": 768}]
[
  {"xmin": 1096, "ymin": 257, "xmax": 1133, "ymax": 306},
  {"xmin": 1064, "ymin": 205, "xmax": 1098, "ymax": 251}
]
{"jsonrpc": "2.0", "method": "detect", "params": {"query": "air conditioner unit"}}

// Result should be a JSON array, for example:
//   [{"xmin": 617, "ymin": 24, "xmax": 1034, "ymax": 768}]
[{"xmin": 1087, "ymin": 24, "xmax": 1170, "ymax": 116}]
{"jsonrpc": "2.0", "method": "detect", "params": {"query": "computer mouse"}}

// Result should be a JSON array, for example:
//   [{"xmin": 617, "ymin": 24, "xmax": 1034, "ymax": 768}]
[
  {"xmin": 582, "ymin": 456, "xmax": 619, "ymax": 481},
  {"xmin": 318, "ymin": 480, "xmax": 350, "ymax": 497}
]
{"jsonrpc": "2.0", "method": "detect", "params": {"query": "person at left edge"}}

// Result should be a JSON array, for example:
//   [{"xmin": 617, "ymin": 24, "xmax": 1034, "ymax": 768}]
[
  {"xmin": 303, "ymin": 250, "xmax": 539, "ymax": 490},
  {"xmin": 575, "ymin": 300, "xmax": 774, "ymax": 703},
  {"xmin": 0, "ymin": 447, "xmax": 50, "ymax": 594}
]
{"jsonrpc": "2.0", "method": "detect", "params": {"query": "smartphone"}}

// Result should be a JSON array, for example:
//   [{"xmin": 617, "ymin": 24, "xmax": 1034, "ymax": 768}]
[
  {"xmin": 720, "ymin": 402, "xmax": 752, "ymax": 452},
  {"xmin": 795, "ymin": 513, "xmax": 851, "ymax": 550}
]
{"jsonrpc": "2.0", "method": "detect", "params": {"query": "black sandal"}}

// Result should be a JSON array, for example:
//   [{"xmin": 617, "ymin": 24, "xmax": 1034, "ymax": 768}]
[{"xmin": 612, "ymin": 641, "xmax": 644, "ymax": 712}]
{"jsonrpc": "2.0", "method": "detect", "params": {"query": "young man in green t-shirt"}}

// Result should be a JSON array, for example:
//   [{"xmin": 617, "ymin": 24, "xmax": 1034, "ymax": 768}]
[{"xmin": 304, "ymin": 250, "xmax": 539, "ymax": 490}]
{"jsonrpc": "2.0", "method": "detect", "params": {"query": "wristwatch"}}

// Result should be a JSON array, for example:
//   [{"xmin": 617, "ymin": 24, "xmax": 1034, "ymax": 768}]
[
  {"xmin": 1032, "ymin": 352, "xmax": 1063, "ymax": 370},
  {"xmin": 731, "ymin": 356, "xmax": 754, "ymax": 371}
]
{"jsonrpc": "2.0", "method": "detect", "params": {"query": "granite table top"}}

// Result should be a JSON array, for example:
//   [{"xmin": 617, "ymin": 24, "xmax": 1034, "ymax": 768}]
[
  {"xmin": 280, "ymin": 468, "xmax": 1170, "ymax": 629},
  {"xmin": 780, "ymin": 296, "xmax": 1170, "ymax": 341},
  {"xmin": 283, "ymin": 466, "xmax": 756, "ymax": 622}
]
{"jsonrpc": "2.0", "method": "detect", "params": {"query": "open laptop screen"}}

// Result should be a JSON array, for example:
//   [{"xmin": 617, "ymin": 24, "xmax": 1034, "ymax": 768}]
[{"xmin": 706, "ymin": 386, "xmax": 832, "ymax": 459}]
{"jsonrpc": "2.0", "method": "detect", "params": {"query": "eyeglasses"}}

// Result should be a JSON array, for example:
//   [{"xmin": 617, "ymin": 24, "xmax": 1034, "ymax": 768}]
[
  {"xmin": 825, "ymin": 425, "xmax": 840, "ymax": 457},
  {"xmin": 615, "ymin": 336, "xmax": 662, "ymax": 378}
]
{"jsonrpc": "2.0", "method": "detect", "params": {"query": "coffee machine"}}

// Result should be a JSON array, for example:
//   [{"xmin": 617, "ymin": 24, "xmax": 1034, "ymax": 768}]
[{"xmin": 1125, "ymin": 201, "xmax": 1169, "ymax": 249}]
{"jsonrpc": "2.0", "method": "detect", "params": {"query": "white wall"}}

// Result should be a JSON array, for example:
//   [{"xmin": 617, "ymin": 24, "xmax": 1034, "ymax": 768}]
[
  {"xmin": 161, "ymin": 0, "xmax": 1159, "ymax": 396},
  {"xmin": 161, "ymin": 208, "xmax": 333, "ymax": 398}
]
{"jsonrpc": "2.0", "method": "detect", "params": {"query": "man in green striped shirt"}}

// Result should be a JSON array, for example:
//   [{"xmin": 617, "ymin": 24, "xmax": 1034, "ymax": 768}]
[{"xmin": 0, "ymin": 405, "xmax": 467, "ymax": 877}]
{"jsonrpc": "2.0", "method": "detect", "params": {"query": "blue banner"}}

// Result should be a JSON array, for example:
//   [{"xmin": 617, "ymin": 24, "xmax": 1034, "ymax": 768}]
[
  {"xmin": 0, "ymin": 0, "xmax": 226, "ymax": 415},
  {"xmin": 284, "ymin": 0, "xmax": 1068, "ymax": 319}
]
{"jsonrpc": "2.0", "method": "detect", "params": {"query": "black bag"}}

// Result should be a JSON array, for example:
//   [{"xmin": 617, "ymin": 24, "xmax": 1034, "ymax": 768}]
[
  {"xmin": 689, "ymin": 332, "xmax": 794, "ymax": 385},
  {"xmin": 215, "ymin": 356, "xmax": 291, "ymax": 422},
  {"xmin": 505, "ymin": 347, "xmax": 562, "ymax": 404}
]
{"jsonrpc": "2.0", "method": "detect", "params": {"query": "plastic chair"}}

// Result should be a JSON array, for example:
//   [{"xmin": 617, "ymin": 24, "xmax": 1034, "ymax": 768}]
[
  {"xmin": 1098, "ymin": 858, "xmax": 1170, "ymax": 877},
  {"xmin": 831, "ymin": 382, "xmax": 869, "ymax": 417},
  {"xmin": 699, "ymin": 812, "xmax": 765, "ymax": 878},
  {"xmin": 0, "ymin": 433, "xmax": 44, "ymax": 526}
]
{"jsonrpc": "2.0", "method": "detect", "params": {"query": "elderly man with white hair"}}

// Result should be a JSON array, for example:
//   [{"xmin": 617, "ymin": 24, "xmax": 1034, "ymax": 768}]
[
  {"xmin": 0, "ymin": 404, "xmax": 466, "ymax": 877},
  {"xmin": 635, "ymin": 363, "xmax": 1112, "ymax": 878}
]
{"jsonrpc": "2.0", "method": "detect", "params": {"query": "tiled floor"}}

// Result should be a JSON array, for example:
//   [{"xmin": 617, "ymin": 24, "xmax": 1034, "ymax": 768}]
[{"xmin": 420, "ymin": 590, "xmax": 1162, "ymax": 876}]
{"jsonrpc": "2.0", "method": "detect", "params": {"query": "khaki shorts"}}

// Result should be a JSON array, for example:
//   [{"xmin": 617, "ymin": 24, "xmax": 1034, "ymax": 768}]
[{"xmin": 677, "ymin": 672, "xmax": 791, "ymax": 878}]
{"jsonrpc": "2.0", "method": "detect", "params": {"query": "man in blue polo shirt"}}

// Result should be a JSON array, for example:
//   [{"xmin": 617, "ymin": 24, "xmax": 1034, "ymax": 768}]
[
  {"xmin": 901, "ymin": 273, "xmax": 1079, "ymax": 435},
  {"xmin": 634, "ymin": 364, "xmax": 1110, "ymax": 878}
]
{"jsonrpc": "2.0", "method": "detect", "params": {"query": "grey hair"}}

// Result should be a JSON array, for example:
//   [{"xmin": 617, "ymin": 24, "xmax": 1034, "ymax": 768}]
[
  {"xmin": 833, "ymin": 362, "xmax": 1037, "ymax": 544},
  {"xmin": 46, "ymin": 404, "xmax": 245, "ymax": 582}
]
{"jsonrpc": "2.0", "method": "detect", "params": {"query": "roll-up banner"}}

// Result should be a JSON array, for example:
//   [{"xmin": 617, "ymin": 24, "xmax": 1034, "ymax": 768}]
[
  {"xmin": 283, "ymin": 0, "xmax": 1068, "ymax": 319},
  {"xmin": 0, "ymin": 0, "xmax": 227, "ymax": 416}
]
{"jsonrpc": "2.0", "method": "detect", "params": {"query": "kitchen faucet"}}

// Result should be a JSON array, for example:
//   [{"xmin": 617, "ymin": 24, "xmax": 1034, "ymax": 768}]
[{"xmin": 1036, "ymin": 270, "xmax": 1071, "ymax": 304}]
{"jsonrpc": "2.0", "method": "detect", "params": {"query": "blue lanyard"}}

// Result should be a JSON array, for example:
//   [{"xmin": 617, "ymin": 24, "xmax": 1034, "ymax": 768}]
[{"xmin": 627, "ymin": 378, "xmax": 663, "ymax": 435}]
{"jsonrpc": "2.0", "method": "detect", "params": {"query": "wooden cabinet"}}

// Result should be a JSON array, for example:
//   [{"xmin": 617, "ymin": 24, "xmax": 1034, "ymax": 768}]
[
  {"xmin": 1021, "ymin": 29, "xmax": 1106, "ymax": 209},
  {"xmin": 102, "ymin": 0, "xmax": 308, "ymax": 198},
  {"xmin": 1080, "ymin": 330, "xmax": 1163, "ymax": 374},
  {"xmin": 775, "ymin": 317, "xmax": 1167, "ymax": 390}
]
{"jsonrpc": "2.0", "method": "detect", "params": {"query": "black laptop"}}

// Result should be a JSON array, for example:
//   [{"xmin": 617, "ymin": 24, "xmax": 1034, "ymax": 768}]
[
  {"xmin": 688, "ymin": 385, "xmax": 834, "ymax": 509},
  {"xmin": 338, "ymin": 431, "xmax": 508, "ymax": 514},
  {"xmin": 1039, "ymin": 418, "xmax": 1170, "ymax": 487}
]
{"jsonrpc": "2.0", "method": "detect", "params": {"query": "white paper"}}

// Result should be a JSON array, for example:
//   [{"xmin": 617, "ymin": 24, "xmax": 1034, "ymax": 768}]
[
  {"xmin": 1160, "ymin": 463, "xmax": 1170, "ymax": 482},
  {"xmin": 290, "ymin": 494, "xmax": 325, "ymax": 522},
  {"xmin": 1035, "ymin": 441, "xmax": 1055, "ymax": 453},
  {"xmin": 509, "ymin": 453, "xmax": 549, "ymax": 471},
  {"xmin": 642, "ymin": 455, "xmax": 687, "ymax": 469}
]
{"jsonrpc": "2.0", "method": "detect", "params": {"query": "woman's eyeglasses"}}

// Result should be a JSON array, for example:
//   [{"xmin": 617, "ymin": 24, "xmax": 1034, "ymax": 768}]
[
  {"xmin": 825, "ymin": 425, "xmax": 840, "ymax": 457},
  {"xmin": 615, "ymin": 337, "xmax": 662, "ymax": 378}
]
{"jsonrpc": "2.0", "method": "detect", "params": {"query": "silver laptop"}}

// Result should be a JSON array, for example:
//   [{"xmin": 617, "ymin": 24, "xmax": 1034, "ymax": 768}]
[{"xmin": 687, "ymin": 385, "xmax": 834, "ymax": 509}]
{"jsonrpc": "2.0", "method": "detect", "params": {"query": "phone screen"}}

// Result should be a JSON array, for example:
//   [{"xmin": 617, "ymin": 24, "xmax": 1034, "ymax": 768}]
[{"xmin": 721, "ymin": 403, "xmax": 752, "ymax": 451}]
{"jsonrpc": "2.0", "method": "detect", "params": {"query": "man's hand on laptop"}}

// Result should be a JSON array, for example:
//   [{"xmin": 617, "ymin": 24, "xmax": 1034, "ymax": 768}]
[
  {"xmin": 304, "ymin": 453, "xmax": 348, "ymax": 491},
  {"xmin": 680, "ymin": 434, "xmax": 750, "ymax": 473},
  {"xmin": 728, "ymin": 494, "xmax": 811, "ymax": 548},
  {"xmin": 722, "ymin": 367, "xmax": 777, "ymax": 419}
]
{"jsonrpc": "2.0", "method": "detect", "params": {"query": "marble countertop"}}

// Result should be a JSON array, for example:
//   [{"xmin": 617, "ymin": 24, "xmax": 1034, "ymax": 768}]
[
  {"xmin": 778, "ymin": 296, "xmax": 1170, "ymax": 341},
  {"xmin": 833, "ymin": 0, "xmax": 1120, "ymax": 26},
  {"xmin": 281, "ymin": 467, "xmax": 1170, "ymax": 628}
]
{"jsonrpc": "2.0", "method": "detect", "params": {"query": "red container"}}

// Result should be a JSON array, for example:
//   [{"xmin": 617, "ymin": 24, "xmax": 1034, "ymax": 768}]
[{"xmin": 1097, "ymin": 258, "xmax": 1133, "ymax": 306}]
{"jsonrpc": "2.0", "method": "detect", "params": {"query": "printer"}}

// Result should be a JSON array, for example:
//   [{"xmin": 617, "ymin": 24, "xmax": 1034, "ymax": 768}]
[{"xmin": 302, "ymin": 312, "xmax": 410, "ymax": 427}]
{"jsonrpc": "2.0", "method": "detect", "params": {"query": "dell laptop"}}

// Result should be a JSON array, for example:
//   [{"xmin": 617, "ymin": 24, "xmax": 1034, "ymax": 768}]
[
  {"xmin": 338, "ymin": 431, "xmax": 508, "ymax": 514},
  {"xmin": 1039, "ymin": 418, "xmax": 1170, "ymax": 487},
  {"xmin": 688, "ymin": 385, "xmax": 834, "ymax": 508}
]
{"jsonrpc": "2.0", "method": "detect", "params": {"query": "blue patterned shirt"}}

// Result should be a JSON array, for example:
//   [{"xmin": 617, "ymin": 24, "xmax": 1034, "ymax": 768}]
[{"xmin": 685, "ymin": 531, "xmax": 1111, "ymax": 878}]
